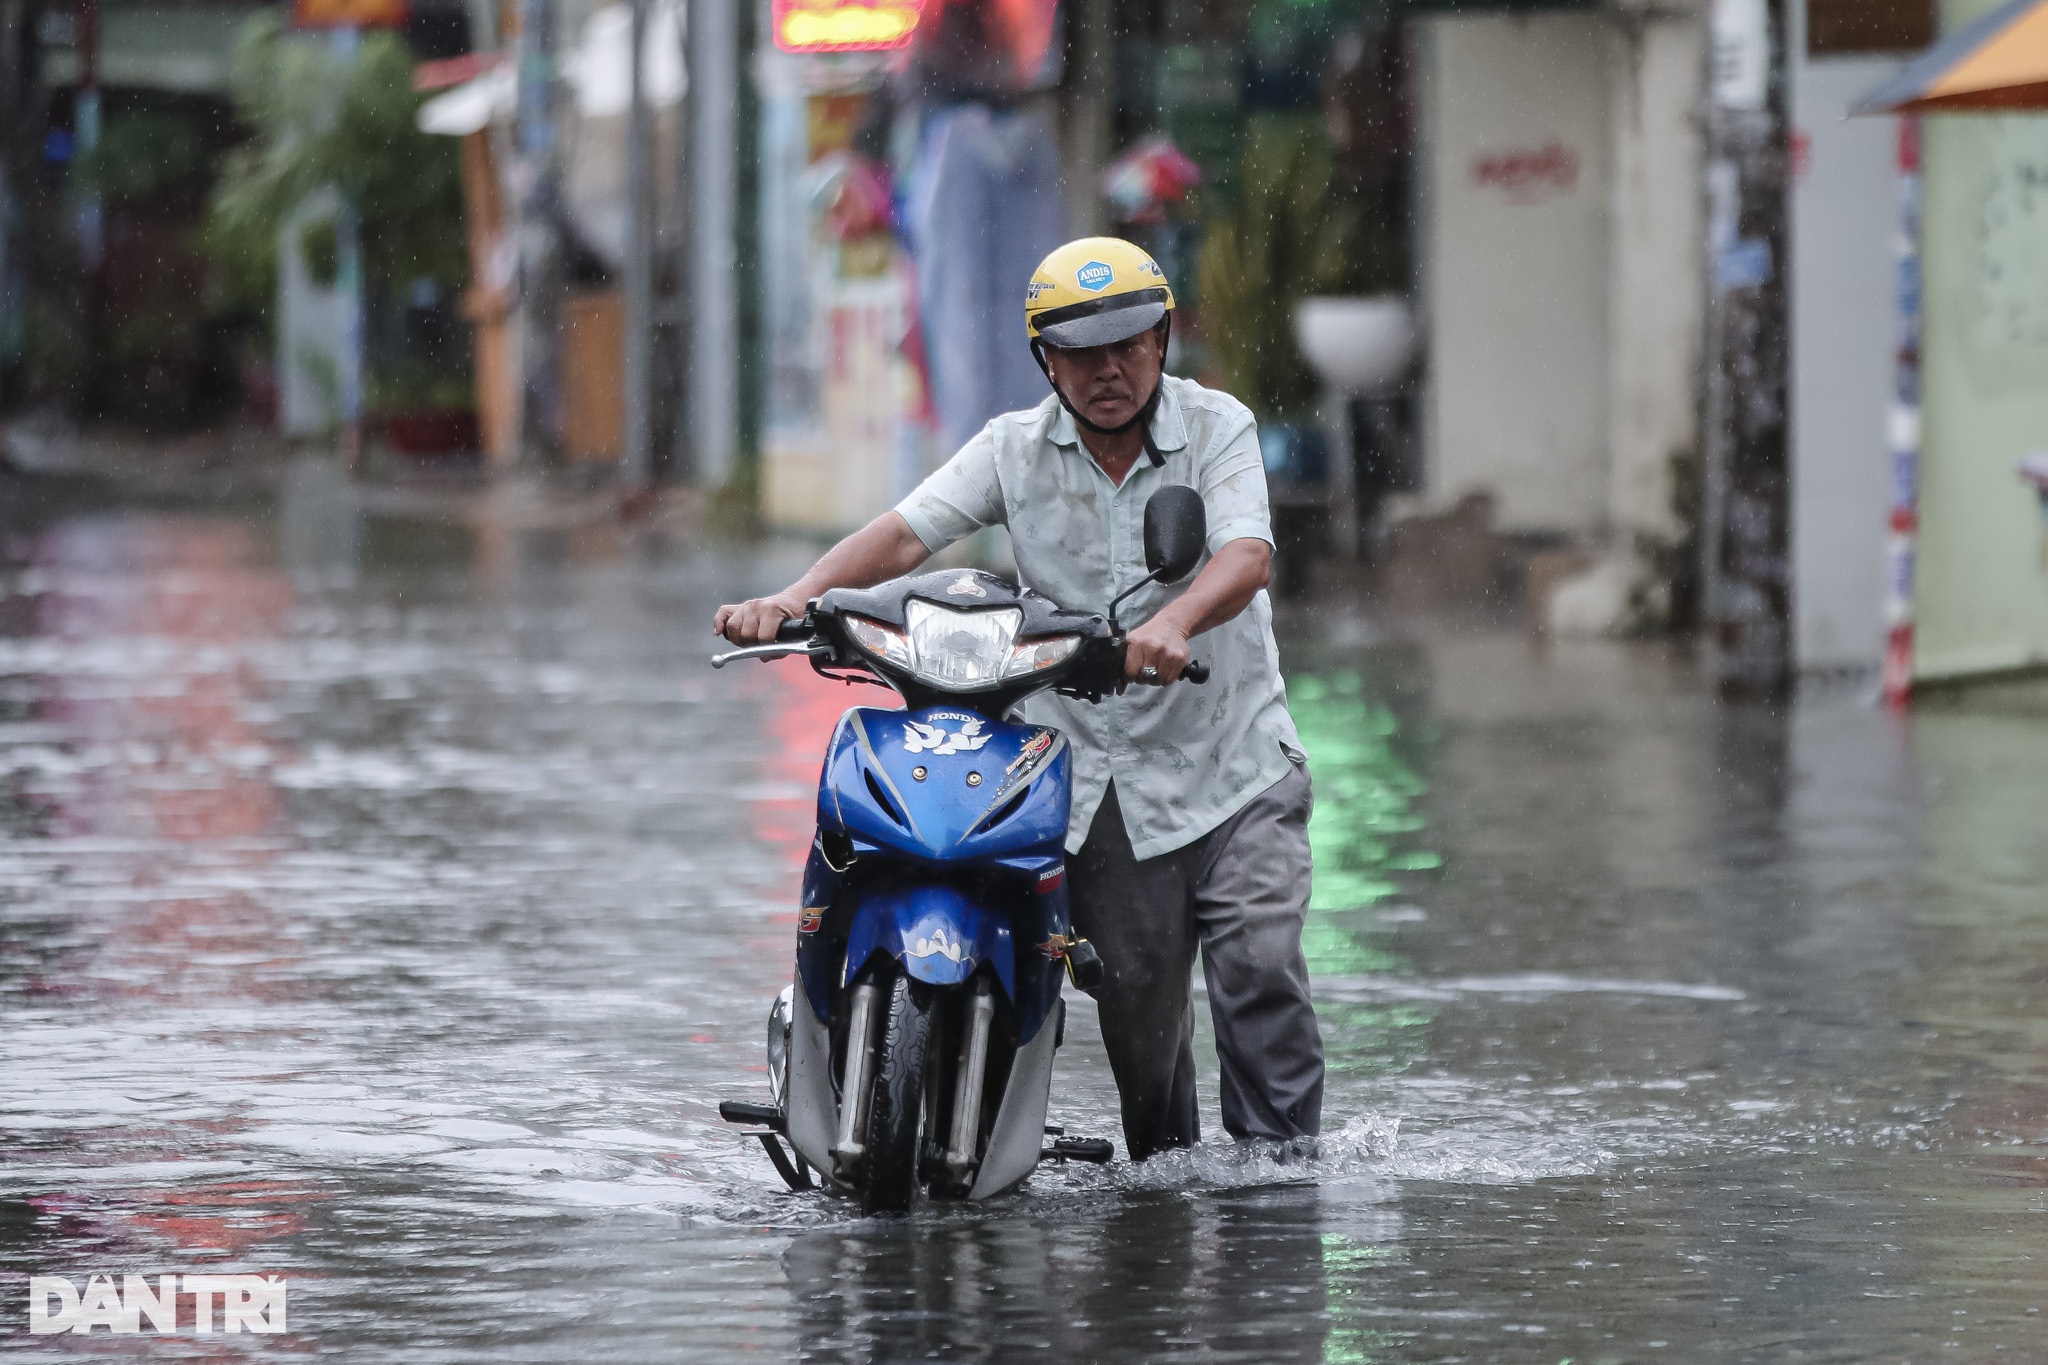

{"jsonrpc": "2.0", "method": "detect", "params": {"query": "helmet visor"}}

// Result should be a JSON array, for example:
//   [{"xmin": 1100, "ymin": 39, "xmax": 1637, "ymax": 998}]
[{"xmin": 1033, "ymin": 289, "xmax": 1170, "ymax": 350}]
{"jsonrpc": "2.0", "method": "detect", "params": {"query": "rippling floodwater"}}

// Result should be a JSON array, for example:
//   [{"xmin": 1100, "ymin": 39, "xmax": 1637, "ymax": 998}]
[{"xmin": 4, "ymin": 476, "xmax": 2048, "ymax": 1360}]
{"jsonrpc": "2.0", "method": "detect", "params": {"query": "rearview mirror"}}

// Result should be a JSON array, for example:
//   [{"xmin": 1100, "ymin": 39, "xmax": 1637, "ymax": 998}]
[{"xmin": 1143, "ymin": 485, "xmax": 1207, "ymax": 584}]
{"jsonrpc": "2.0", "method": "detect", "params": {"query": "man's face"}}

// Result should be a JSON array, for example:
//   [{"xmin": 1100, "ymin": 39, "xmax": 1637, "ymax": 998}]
[{"xmin": 1042, "ymin": 326, "xmax": 1166, "ymax": 431}]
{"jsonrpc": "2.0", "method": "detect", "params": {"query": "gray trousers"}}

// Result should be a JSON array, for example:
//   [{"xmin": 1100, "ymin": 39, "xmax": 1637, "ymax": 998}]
[{"xmin": 1068, "ymin": 764, "xmax": 1324, "ymax": 1161}]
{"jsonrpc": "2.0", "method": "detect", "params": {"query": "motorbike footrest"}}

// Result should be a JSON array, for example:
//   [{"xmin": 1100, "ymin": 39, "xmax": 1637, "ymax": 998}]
[
  {"xmin": 1040, "ymin": 1136, "xmax": 1115, "ymax": 1165},
  {"xmin": 719, "ymin": 1099, "xmax": 786, "ymax": 1132}
]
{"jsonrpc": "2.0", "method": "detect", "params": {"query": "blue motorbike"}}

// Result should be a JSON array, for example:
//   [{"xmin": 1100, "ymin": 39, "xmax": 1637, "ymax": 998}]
[{"xmin": 714, "ymin": 487, "xmax": 1210, "ymax": 1212}]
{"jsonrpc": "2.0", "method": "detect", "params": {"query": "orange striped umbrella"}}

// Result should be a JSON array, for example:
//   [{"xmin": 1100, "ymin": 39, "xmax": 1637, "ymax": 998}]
[{"xmin": 1857, "ymin": 0, "xmax": 2048, "ymax": 113}]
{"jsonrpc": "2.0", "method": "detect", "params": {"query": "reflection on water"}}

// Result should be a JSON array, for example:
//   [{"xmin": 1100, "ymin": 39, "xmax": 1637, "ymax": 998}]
[
  {"xmin": 2, "ymin": 504, "xmax": 2047, "ymax": 1359},
  {"xmin": 1292, "ymin": 671, "xmax": 1439, "ymax": 919},
  {"xmin": 778, "ymin": 1192, "xmax": 1347, "ymax": 1363}
]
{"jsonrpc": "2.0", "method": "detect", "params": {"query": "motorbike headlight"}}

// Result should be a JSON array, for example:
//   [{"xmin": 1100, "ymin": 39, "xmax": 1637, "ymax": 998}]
[
  {"xmin": 1002, "ymin": 634, "xmax": 1081, "ymax": 681},
  {"xmin": 903, "ymin": 601, "xmax": 1022, "ymax": 691},
  {"xmin": 845, "ymin": 614, "xmax": 915, "ymax": 670}
]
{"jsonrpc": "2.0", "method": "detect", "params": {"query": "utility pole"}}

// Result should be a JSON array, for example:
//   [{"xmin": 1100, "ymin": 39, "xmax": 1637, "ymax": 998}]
[
  {"xmin": 73, "ymin": 0, "xmax": 99, "ymax": 268},
  {"xmin": 621, "ymin": 0, "xmax": 654, "ymax": 494},
  {"xmin": 1062, "ymin": 0, "xmax": 1114, "ymax": 237},
  {"xmin": 1702, "ymin": 0, "xmax": 1792, "ymax": 699},
  {"xmin": 664, "ymin": 0, "xmax": 692, "ymax": 484},
  {"xmin": 333, "ymin": 27, "xmax": 365, "ymax": 472},
  {"xmin": 0, "ymin": 0, "xmax": 39, "ymax": 377},
  {"xmin": 72, "ymin": 0, "xmax": 102, "ymax": 409},
  {"xmin": 513, "ymin": 0, "xmax": 564, "ymax": 466},
  {"xmin": 687, "ymin": 0, "xmax": 738, "ymax": 489}
]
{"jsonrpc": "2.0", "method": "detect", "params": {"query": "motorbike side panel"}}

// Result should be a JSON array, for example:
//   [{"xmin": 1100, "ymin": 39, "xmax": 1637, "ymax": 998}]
[
  {"xmin": 843, "ymin": 883, "xmax": 1015, "ymax": 996},
  {"xmin": 795, "ymin": 838, "xmax": 844, "ymax": 1022},
  {"xmin": 1012, "ymin": 865, "xmax": 1070, "ymax": 1047},
  {"xmin": 784, "ymin": 988, "xmax": 838, "ymax": 1176}
]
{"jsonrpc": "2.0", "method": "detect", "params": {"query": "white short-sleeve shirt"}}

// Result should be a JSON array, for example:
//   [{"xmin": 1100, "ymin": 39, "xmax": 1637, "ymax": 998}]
[{"xmin": 893, "ymin": 374, "xmax": 1304, "ymax": 860}]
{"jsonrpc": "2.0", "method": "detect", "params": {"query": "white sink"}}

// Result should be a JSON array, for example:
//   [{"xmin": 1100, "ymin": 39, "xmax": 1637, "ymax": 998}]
[{"xmin": 1292, "ymin": 295, "xmax": 1416, "ymax": 395}]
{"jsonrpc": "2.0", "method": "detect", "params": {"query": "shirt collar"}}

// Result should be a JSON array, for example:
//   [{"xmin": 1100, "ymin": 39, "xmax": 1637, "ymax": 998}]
[{"xmin": 1047, "ymin": 376, "xmax": 1190, "ymax": 456}]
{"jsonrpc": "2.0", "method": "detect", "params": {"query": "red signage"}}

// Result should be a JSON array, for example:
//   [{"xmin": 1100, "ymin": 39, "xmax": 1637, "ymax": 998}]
[
  {"xmin": 291, "ymin": 0, "xmax": 410, "ymax": 28},
  {"xmin": 1471, "ymin": 142, "xmax": 1580, "ymax": 205},
  {"xmin": 773, "ymin": 0, "xmax": 924, "ymax": 53}
]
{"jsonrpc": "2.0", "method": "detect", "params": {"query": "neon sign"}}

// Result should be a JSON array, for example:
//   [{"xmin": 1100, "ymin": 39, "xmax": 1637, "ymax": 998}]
[{"xmin": 773, "ymin": 0, "xmax": 924, "ymax": 53}]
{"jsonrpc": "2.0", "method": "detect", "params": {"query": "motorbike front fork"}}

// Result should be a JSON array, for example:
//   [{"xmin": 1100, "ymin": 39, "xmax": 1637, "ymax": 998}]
[
  {"xmin": 829, "ymin": 967, "xmax": 999, "ymax": 1191},
  {"xmin": 829, "ymin": 977, "xmax": 881, "ymax": 1179}
]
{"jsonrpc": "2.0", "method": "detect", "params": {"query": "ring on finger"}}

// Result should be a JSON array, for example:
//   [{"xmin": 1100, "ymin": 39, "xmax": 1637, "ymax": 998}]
[{"xmin": 1139, "ymin": 665, "xmax": 1158, "ymax": 680}]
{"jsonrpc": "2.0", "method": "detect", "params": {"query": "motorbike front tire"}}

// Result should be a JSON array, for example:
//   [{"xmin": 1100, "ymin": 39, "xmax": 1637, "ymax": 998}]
[{"xmin": 856, "ymin": 972, "xmax": 936, "ymax": 1215}]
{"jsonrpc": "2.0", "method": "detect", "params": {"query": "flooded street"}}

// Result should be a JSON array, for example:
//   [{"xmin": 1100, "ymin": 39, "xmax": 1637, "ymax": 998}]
[{"xmin": 4, "ymin": 481, "xmax": 2048, "ymax": 1361}]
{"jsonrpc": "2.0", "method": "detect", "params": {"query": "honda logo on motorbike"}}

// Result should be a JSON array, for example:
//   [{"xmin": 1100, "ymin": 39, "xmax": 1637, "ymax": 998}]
[{"xmin": 903, "ymin": 716, "xmax": 990, "ymax": 756}]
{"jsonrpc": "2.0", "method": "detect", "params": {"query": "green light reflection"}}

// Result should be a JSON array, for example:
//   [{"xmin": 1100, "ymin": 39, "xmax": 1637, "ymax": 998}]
[
  {"xmin": 1320, "ymin": 1232, "xmax": 1407, "ymax": 1364},
  {"xmin": 1287, "ymin": 671, "xmax": 1439, "ymax": 979}
]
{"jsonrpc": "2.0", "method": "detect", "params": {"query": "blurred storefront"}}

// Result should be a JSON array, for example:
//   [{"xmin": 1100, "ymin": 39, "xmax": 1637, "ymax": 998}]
[
  {"xmin": 1912, "ymin": 0, "xmax": 2048, "ymax": 682},
  {"xmin": 756, "ymin": 44, "xmax": 928, "ymax": 533},
  {"xmin": 10, "ymin": 0, "xmax": 476, "ymax": 431},
  {"xmin": 751, "ymin": 0, "xmax": 1708, "ymax": 634},
  {"xmin": 418, "ymin": 0, "xmax": 686, "ymax": 467},
  {"xmin": 754, "ymin": 0, "xmax": 1422, "ymax": 541},
  {"xmin": 26, "ymin": 0, "xmax": 305, "ymax": 428},
  {"xmin": 757, "ymin": 0, "xmax": 1067, "ymax": 534}
]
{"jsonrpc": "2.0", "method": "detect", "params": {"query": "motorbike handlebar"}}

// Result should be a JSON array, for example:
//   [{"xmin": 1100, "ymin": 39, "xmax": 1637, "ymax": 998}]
[
  {"xmin": 1108, "ymin": 638, "xmax": 1208, "ymax": 687},
  {"xmin": 775, "ymin": 616, "xmax": 813, "ymax": 644}
]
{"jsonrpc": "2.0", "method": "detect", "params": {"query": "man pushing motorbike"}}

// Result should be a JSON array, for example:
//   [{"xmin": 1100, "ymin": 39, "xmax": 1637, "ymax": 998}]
[{"xmin": 715, "ymin": 237, "xmax": 1322, "ymax": 1161}]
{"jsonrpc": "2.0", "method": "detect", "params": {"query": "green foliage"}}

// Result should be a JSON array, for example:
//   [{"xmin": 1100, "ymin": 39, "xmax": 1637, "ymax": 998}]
[
  {"xmin": 71, "ymin": 111, "xmax": 207, "ymax": 201},
  {"xmin": 18, "ymin": 290, "xmax": 87, "ymax": 397},
  {"xmin": 203, "ymin": 14, "xmax": 465, "ymax": 321},
  {"xmin": 366, "ymin": 356, "xmax": 472, "ymax": 413},
  {"xmin": 1194, "ymin": 112, "xmax": 1382, "ymax": 419}
]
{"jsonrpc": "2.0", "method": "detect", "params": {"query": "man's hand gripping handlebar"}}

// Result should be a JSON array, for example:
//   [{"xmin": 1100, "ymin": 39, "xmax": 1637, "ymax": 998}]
[{"xmin": 710, "ymin": 615, "xmax": 824, "ymax": 669}]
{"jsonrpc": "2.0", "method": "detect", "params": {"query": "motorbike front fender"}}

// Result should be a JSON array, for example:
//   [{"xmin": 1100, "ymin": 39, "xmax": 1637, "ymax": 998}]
[{"xmin": 843, "ymin": 883, "xmax": 1015, "ymax": 999}]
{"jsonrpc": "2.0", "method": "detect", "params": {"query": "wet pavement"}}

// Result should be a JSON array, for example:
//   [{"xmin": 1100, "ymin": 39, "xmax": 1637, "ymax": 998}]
[{"xmin": 3, "ymin": 469, "xmax": 2048, "ymax": 1360}]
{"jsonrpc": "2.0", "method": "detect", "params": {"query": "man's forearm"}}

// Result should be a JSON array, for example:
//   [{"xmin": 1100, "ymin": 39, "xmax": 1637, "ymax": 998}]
[
  {"xmin": 1154, "ymin": 539, "xmax": 1272, "ymax": 639},
  {"xmin": 786, "ymin": 512, "xmax": 933, "ymax": 603}
]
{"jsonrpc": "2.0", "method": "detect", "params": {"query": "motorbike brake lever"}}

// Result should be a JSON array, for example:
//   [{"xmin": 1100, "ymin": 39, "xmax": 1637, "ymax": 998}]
[{"xmin": 710, "ymin": 641, "xmax": 828, "ymax": 669}]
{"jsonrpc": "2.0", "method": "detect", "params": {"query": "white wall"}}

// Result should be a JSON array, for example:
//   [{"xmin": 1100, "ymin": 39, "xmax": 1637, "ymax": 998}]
[
  {"xmin": 1607, "ymin": 17, "xmax": 1705, "ymax": 548},
  {"xmin": 1419, "ymin": 12, "xmax": 1614, "ymax": 536},
  {"xmin": 1790, "ymin": 49, "xmax": 1905, "ymax": 671}
]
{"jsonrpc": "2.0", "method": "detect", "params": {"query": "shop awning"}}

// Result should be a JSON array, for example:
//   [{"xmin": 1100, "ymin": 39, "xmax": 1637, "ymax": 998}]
[
  {"xmin": 1856, "ymin": 0, "xmax": 2048, "ymax": 114},
  {"xmin": 417, "ymin": 64, "xmax": 513, "ymax": 135}
]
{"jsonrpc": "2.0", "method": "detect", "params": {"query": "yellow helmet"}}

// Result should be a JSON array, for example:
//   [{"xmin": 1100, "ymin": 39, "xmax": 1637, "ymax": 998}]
[{"xmin": 1024, "ymin": 237, "xmax": 1176, "ymax": 350}]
